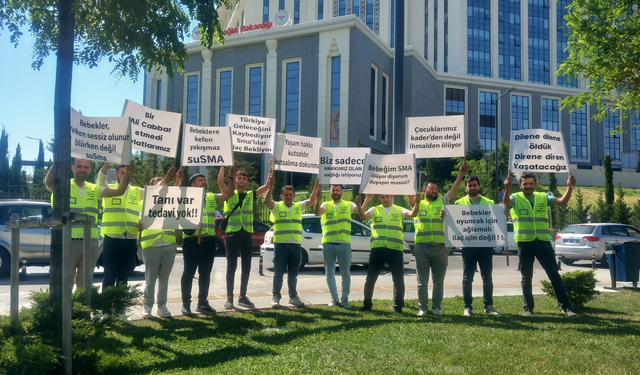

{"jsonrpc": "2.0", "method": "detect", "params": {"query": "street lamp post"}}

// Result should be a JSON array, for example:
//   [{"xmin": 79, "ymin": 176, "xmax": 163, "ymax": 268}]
[{"xmin": 494, "ymin": 87, "xmax": 515, "ymax": 201}]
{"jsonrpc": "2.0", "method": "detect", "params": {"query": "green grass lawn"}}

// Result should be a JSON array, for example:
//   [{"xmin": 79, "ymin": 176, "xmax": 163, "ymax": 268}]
[{"xmin": 93, "ymin": 291, "xmax": 640, "ymax": 374}]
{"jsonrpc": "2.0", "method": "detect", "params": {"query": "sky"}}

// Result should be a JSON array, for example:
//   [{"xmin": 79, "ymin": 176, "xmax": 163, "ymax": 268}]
[{"xmin": 0, "ymin": 32, "xmax": 144, "ymax": 171}]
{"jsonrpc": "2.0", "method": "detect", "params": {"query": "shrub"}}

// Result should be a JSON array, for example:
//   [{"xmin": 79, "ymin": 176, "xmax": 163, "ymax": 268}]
[{"xmin": 541, "ymin": 270, "xmax": 600, "ymax": 309}]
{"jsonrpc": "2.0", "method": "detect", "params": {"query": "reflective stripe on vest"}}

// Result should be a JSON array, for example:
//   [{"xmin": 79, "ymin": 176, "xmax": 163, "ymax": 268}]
[
  {"xmin": 183, "ymin": 192, "xmax": 218, "ymax": 237},
  {"xmin": 51, "ymin": 179, "xmax": 100, "ymax": 238},
  {"xmin": 370, "ymin": 205, "xmax": 404, "ymax": 251},
  {"xmin": 223, "ymin": 190, "xmax": 254, "ymax": 233},
  {"xmin": 455, "ymin": 195, "xmax": 495, "ymax": 205},
  {"xmin": 414, "ymin": 198, "xmax": 445, "ymax": 243},
  {"xmin": 321, "ymin": 200, "xmax": 352, "ymax": 243},
  {"xmin": 509, "ymin": 192, "xmax": 551, "ymax": 242},
  {"xmin": 140, "ymin": 229, "xmax": 177, "ymax": 249},
  {"xmin": 101, "ymin": 185, "xmax": 141, "ymax": 237},
  {"xmin": 271, "ymin": 202, "xmax": 303, "ymax": 243}
]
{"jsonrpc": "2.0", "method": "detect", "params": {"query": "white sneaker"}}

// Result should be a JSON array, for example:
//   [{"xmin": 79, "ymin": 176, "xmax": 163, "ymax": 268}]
[
  {"xmin": 417, "ymin": 309, "xmax": 427, "ymax": 317},
  {"xmin": 142, "ymin": 305, "xmax": 152, "ymax": 318},
  {"xmin": 157, "ymin": 305, "xmax": 171, "ymax": 318},
  {"xmin": 340, "ymin": 299, "xmax": 351, "ymax": 309},
  {"xmin": 289, "ymin": 296, "xmax": 305, "ymax": 307},
  {"xmin": 523, "ymin": 308, "xmax": 533, "ymax": 316},
  {"xmin": 117, "ymin": 313, "xmax": 130, "ymax": 322},
  {"xmin": 328, "ymin": 298, "xmax": 339, "ymax": 307},
  {"xmin": 224, "ymin": 298, "xmax": 234, "ymax": 310},
  {"xmin": 432, "ymin": 308, "xmax": 442, "ymax": 316},
  {"xmin": 271, "ymin": 296, "xmax": 281, "ymax": 308},
  {"xmin": 484, "ymin": 305, "xmax": 499, "ymax": 315},
  {"xmin": 464, "ymin": 308, "xmax": 472, "ymax": 317}
]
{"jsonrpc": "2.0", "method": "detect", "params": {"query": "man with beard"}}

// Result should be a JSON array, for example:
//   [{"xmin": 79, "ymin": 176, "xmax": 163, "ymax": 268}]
[
  {"xmin": 314, "ymin": 184, "xmax": 371, "ymax": 309},
  {"xmin": 409, "ymin": 161, "xmax": 467, "ymax": 316},
  {"xmin": 219, "ymin": 159, "xmax": 272, "ymax": 310},
  {"xmin": 454, "ymin": 175, "xmax": 499, "ymax": 316},
  {"xmin": 504, "ymin": 172, "xmax": 578, "ymax": 317},
  {"xmin": 45, "ymin": 159, "xmax": 133, "ymax": 290}
]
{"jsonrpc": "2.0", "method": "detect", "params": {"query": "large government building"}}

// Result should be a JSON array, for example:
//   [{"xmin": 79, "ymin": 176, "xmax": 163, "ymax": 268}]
[{"xmin": 142, "ymin": 0, "xmax": 640, "ymax": 186}]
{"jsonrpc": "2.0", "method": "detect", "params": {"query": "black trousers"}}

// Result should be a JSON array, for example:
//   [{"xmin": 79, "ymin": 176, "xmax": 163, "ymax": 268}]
[
  {"xmin": 102, "ymin": 236, "xmax": 138, "ymax": 290},
  {"xmin": 181, "ymin": 236, "xmax": 216, "ymax": 305},
  {"xmin": 363, "ymin": 247, "xmax": 405, "ymax": 310},
  {"xmin": 461, "ymin": 247, "xmax": 494, "ymax": 309},
  {"xmin": 225, "ymin": 230, "xmax": 253, "ymax": 297},
  {"xmin": 518, "ymin": 239, "xmax": 571, "ymax": 311}
]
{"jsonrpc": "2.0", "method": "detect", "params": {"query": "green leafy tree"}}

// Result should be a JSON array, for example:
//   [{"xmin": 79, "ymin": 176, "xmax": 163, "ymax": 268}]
[
  {"xmin": 1, "ymin": 0, "xmax": 231, "ymax": 301},
  {"xmin": 594, "ymin": 192, "xmax": 612, "ymax": 223},
  {"xmin": 449, "ymin": 157, "xmax": 495, "ymax": 202},
  {"xmin": 572, "ymin": 188, "xmax": 592, "ymax": 223},
  {"xmin": 612, "ymin": 183, "xmax": 631, "ymax": 225},
  {"xmin": 604, "ymin": 155, "xmax": 614, "ymax": 205},
  {"xmin": 466, "ymin": 141, "xmax": 485, "ymax": 161},
  {"xmin": 558, "ymin": 0, "xmax": 640, "ymax": 121},
  {"xmin": 30, "ymin": 140, "xmax": 50, "ymax": 200}
]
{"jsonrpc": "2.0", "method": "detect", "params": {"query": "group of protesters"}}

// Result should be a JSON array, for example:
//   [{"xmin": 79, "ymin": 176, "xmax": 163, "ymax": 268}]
[{"xmin": 46, "ymin": 156, "xmax": 578, "ymax": 319}]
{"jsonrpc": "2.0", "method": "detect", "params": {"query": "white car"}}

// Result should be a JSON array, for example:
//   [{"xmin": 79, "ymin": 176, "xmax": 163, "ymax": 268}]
[
  {"xmin": 260, "ymin": 214, "xmax": 413, "ymax": 269},
  {"xmin": 493, "ymin": 222, "xmax": 518, "ymax": 254},
  {"xmin": 555, "ymin": 223, "xmax": 640, "ymax": 266}
]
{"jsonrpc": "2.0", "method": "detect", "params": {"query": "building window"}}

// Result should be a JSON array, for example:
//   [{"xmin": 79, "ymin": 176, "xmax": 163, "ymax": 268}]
[
  {"xmin": 390, "ymin": 0, "xmax": 395, "ymax": 48},
  {"xmin": 318, "ymin": 0, "xmax": 323, "ymax": 20},
  {"xmin": 557, "ymin": 0, "xmax": 577, "ymax": 87},
  {"xmin": 186, "ymin": 74, "xmax": 199, "ymax": 124},
  {"xmin": 279, "ymin": 0, "xmax": 285, "ymax": 9},
  {"xmin": 444, "ymin": 0, "xmax": 449, "ymax": 72},
  {"xmin": 370, "ymin": 64, "xmax": 378, "ymax": 139},
  {"xmin": 499, "ymin": 0, "xmax": 521, "ymax": 81},
  {"xmin": 264, "ymin": 0, "xmax": 270, "ymax": 22},
  {"xmin": 541, "ymin": 98, "xmax": 559, "ymax": 131},
  {"xmin": 424, "ymin": 1, "xmax": 428, "ymax": 61},
  {"xmin": 511, "ymin": 95, "xmax": 529, "ymax": 130},
  {"xmin": 446, "ymin": 88, "xmax": 465, "ymax": 115},
  {"xmin": 155, "ymin": 80, "xmax": 162, "ymax": 110},
  {"xmin": 479, "ymin": 91, "xmax": 498, "ymax": 152},
  {"xmin": 218, "ymin": 69, "xmax": 232, "ymax": 127},
  {"xmin": 247, "ymin": 66, "xmax": 262, "ymax": 117},
  {"xmin": 339, "ymin": 0, "xmax": 346, "ymax": 16},
  {"xmin": 604, "ymin": 108, "xmax": 621, "ymax": 162},
  {"xmin": 285, "ymin": 61, "xmax": 300, "ymax": 133},
  {"xmin": 632, "ymin": 113, "xmax": 640, "ymax": 151},
  {"xmin": 467, "ymin": 0, "xmax": 491, "ymax": 77},
  {"xmin": 330, "ymin": 56, "xmax": 341, "ymax": 147},
  {"xmin": 382, "ymin": 73, "xmax": 389, "ymax": 144},
  {"xmin": 294, "ymin": 0, "xmax": 300, "ymax": 24},
  {"xmin": 353, "ymin": 0, "xmax": 360, "ymax": 16},
  {"xmin": 570, "ymin": 104, "xmax": 588, "ymax": 160},
  {"xmin": 434, "ymin": 0, "xmax": 438, "ymax": 70},
  {"xmin": 528, "ymin": 0, "xmax": 550, "ymax": 85},
  {"xmin": 366, "ymin": 0, "xmax": 374, "ymax": 29}
]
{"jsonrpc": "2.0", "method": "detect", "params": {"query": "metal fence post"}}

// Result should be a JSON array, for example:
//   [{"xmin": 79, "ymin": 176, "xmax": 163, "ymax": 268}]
[
  {"xmin": 9, "ymin": 213, "xmax": 20, "ymax": 325},
  {"xmin": 62, "ymin": 213, "xmax": 73, "ymax": 375}
]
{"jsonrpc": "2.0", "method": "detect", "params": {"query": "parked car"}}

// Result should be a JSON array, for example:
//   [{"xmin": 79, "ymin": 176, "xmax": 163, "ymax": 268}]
[
  {"xmin": 214, "ymin": 217, "xmax": 270, "ymax": 254},
  {"xmin": 493, "ymin": 222, "xmax": 518, "ymax": 254},
  {"xmin": 555, "ymin": 223, "xmax": 640, "ymax": 266},
  {"xmin": 402, "ymin": 220, "xmax": 415, "ymax": 249},
  {"xmin": 260, "ymin": 214, "xmax": 413, "ymax": 269}
]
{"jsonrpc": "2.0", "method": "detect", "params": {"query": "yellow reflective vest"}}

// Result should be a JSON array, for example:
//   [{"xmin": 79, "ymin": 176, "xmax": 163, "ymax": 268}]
[
  {"xmin": 271, "ymin": 202, "xmax": 302, "ymax": 243},
  {"xmin": 183, "ymin": 192, "xmax": 218, "ymax": 237},
  {"xmin": 140, "ymin": 229, "xmax": 176, "ymax": 249},
  {"xmin": 101, "ymin": 184, "xmax": 141, "ymax": 237},
  {"xmin": 510, "ymin": 192, "xmax": 551, "ymax": 242},
  {"xmin": 414, "ymin": 198, "xmax": 445, "ymax": 244},
  {"xmin": 455, "ymin": 195, "xmax": 494, "ymax": 205},
  {"xmin": 51, "ymin": 179, "xmax": 100, "ymax": 238},
  {"xmin": 370, "ymin": 205, "xmax": 404, "ymax": 251},
  {"xmin": 321, "ymin": 200, "xmax": 352, "ymax": 243},
  {"xmin": 223, "ymin": 190, "xmax": 254, "ymax": 233}
]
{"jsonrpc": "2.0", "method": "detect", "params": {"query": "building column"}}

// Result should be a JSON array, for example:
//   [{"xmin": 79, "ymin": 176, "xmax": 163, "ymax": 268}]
[
  {"xmin": 263, "ymin": 39, "xmax": 279, "ymax": 183},
  {"xmin": 144, "ymin": 69, "xmax": 155, "ymax": 107},
  {"xmin": 201, "ymin": 49, "xmax": 213, "ymax": 126},
  {"xmin": 160, "ymin": 69, "xmax": 169, "ymax": 111}
]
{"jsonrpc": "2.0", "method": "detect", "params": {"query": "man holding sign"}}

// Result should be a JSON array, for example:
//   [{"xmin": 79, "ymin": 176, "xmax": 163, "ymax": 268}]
[
  {"xmin": 356, "ymin": 194, "xmax": 420, "ymax": 314},
  {"xmin": 454, "ymin": 175, "xmax": 499, "ymax": 317},
  {"xmin": 504, "ymin": 172, "xmax": 578, "ymax": 317}
]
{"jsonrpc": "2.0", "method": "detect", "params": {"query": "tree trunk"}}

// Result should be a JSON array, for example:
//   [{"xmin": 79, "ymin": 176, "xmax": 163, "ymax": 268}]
[{"xmin": 50, "ymin": 0, "xmax": 75, "ymax": 302}]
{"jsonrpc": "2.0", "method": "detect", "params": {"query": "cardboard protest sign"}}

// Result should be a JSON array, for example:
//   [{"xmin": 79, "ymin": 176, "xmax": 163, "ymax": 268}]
[
  {"xmin": 360, "ymin": 153, "xmax": 417, "ymax": 195},
  {"xmin": 319, "ymin": 147, "xmax": 371, "ymax": 185},
  {"xmin": 122, "ymin": 99, "xmax": 182, "ymax": 158},
  {"xmin": 141, "ymin": 186, "xmax": 204, "ymax": 230},
  {"xmin": 508, "ymin": 129, "xmax": 570, "ymax": 173},
  {"xmin": 273, "ymin": 133, "xmax": 321, "ymax": 173},
  {"xmin": 406, "ymin": 115, "xmax": 465, "ymax": 158},
  {"xmin": 443, "ymin": 204, "xmax": 508, "ymax": 248},
  {"xmin": 181, "ymin": 124, "xmax": 234, "ymax": 166},
  {"xmin": 70, "ymin": 108, "xmax": 131, "ymax": 164},
  {"xmin": 228, "ymin": 114, "xmax": 276, "ymax": 154}
]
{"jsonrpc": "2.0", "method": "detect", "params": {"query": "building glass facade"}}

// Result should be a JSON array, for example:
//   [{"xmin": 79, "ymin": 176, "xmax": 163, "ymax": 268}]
[
  {"xmin": 604, "ymin": 109, "xmax": 621, "ymax": 162},
  {"xmin": 339, "ymin": 0, "xmax": 346, "ymax": 16},
  {"xmin": 570, "ymin": 104, "xmax": 588, "ymax": 160},
  {"xmin": 556, "ymin": 0, "xmax": 577, "ymax": 87},
  {"xmin": 285, "ymin": 62, "xmax": 300, "ymax": 132},
  {"xmin": 218, "ymin": 70, "xmax": 232, "ymax": 126},
  {"xmin": 541, "ymin": 98, "xmax": 558, "ymax": 131},
  {"xmin": 318, "ymin": 0, "xmax": 323, "ymax": 20},
  {"xmin": 381, "ymin": 74, "xmax": 388, "ymax": 143},
  {"xmin": 366, "ymin": 0, "xmax": 374, "ymax": 30},
  {"xmin": 446, "ymin": 88, "xmax": 465, "ymax": 115},
  {"xmin": 353, "ymin": 0, "xmax": 360, "ymax": 16},
  {"xmin": 248, "ymin": 66, "xmax": 262, "ymax": 117},
  {"xmin": 499, "ymin": 0, "xmax": 521, "ymax": 81},
  {"xmin": 528, "ymin": 0, "xmax": 550, "ymax": 84},
  {"xmin": 370, "ymin": 65, "xmax": 377, "ymax": 138},
  {"xmin": 434, "ymin": 0, "xmax": 438, "ymax": 70},
  {"xmin": 468, "ymin": 0, "xmax": 491, "ymax": 77},
  {"xmin": 632, "ymin": 113, "xmax": 640, "ymax": 151},
  {"xmin": 186, "ymin": 75, "xmax": 198, "ymax": 125},
  {"xmin": 264, "ymin": 0, "xmax": 269, "ymax": 22},
  {"xmin": 511, "ymin": 95, "xmax": 529, "ymax": 130},
  {"xmin": 424, "ymin": 1, "xmax": 428, "ymax": 61},
  {"xmin": 390, "ymin": 0, "xmax": 395, "ymax": 48},
  {"xmin": 294, "ymin": 0, "xmax": 300, "ymax": 24},
  {"xmin": 444, "ymin": 0, "xmax": 449, "ymax": 72},
  {"xmin": 330, "ymin": 56, "xmax": 341, "ymax": 147},
  {"xmin": 156, "ymin": 80, "xmax": 162, "ymax": 110},
  {"xmin": 479, "ymin": 91, "xmax": 497, "ymax": 151}
]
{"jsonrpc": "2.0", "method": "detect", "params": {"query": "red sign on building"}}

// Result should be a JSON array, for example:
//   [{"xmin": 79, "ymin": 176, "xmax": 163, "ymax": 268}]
[{"xmin": 225, "ymin": 21, "xmax": 273, "ymax": 36}]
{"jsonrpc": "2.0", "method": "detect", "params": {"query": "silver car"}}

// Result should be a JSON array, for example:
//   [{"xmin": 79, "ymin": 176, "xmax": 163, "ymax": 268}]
[{"xmin": 555, "ymin": 223, "xmax": 640, "ymax": 266}]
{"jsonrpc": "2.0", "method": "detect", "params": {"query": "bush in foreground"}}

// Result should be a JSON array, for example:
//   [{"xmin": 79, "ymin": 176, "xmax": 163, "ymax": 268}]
[{"xmin": 541, "ymin": 269, "xmax": 600, "ymax": 308}]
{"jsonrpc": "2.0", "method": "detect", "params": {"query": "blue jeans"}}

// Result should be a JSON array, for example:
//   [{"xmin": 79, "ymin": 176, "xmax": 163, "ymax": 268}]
[
  {"xmin": 272, "ymin": 243, "xmax": 302, "ymax": 299},
  {"xmin": 322, "ymin": 243, "xmax": 352, "ymax": 302}
]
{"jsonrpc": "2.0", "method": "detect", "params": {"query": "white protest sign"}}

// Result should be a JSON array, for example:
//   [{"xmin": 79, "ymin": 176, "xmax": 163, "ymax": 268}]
[
  {"xmin": 122, "ymin": 99, "xmax": 181, "ymax": 158},
  {"xmin": 181, "ymin": 124, "xmax": 234, "ymax": 166},
  {"xmin": 509, "ymin": 129, "xmax": 570, "ymax": 173},
  {"xmin": 319, "ymin": 147, "xmax": 371, "ymax": 185},
  {"xmin": 406, "ymin": 115, "xmax": 465, "ymax": 158},
  {"xmin": 70, "ymin": 108, "xmax": 131, "ymax": 164},
  {"xmin": 360, "ymin": 153, "xmax": 417, "ymax": 195},
  {"xmin": 443, "ymin": 204, "xmax": 508, "ymax": 248},
  {"xmin": 141, "ymin": 186, "xmax": 204, "ymax": 230},
  {"xmin": 273, "ymin": 133, "xmax": 321, "ymax": 173},
  {"xmin": 227, "ymin": 113, "xmax": 276, "ymax": 154}
]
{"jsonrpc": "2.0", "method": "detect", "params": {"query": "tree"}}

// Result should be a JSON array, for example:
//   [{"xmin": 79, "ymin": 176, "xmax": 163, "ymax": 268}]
[
  {"xmin": 631, "ymin": 200, "xmax": 640, "ymax": 228},
  {"xmin": 0, "ymin": 126, "xmax": 9, "ymax": 185},
  {"xmin": 1, "ymin": 0, "xmax": 231, "ymax": 302},
  {"xmin": 594, "ymin": 192, "xmax": 611, "ymax": 223},
  {"xmin": 466, "ymin": 141, "xmax": 485, "ymax": 161},
  {"xmin": 29, "ymin": 140, "xmax": 49, "ymax": 200},
  {"xmin": 572, "ymin": 188, "xmax": 592, "ymax": 223},
  {"xmin": 612, "ymin": 183, "xmax": 631, "ymax": 225},
  {"xmin": 548, "ymin": 172, "xmax": 558, "ymax": 194},
  {"xmin": 604, "ymin": 155, "xmax": 614, "ymax": 205},
  {"xmin": 558, "ymin": 0, "xmax": 640, "ymax": 121},
  {"xmin": 10, "ymin": 143, "xmax": 24, "ymax": 185}
]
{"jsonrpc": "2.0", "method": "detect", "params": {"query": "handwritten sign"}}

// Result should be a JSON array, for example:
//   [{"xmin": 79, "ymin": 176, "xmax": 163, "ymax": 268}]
[
  {"xmin": 181, "ymin": 124, "xmax": 234, "ymax": 166},
  {"xmin": 319, "ymin": 147, "xmax": 371, "ymax": 185},
  {"xmin": 228, "ymin": 114, "xmax": 276, "ymax": 154},
  {"xmin": 508, "ymin": 129, "xmax": 570, "ymax": 173},
  {"xmin": 273, "ymin": 133, "xmax": 321, "ymax": 174},
  {"xmin": 141, "ymin": 186, "xmax": 204, "ymax": 230},
  {"xmin": 70, "ymin": 108, "xmax": 131, "ymax": 164},
  {"xmin": 360, "ymin": 153, "xmax": 417, "ymax": 195},
  {"xmin": 406, "ymin": 115, "xmax": 466, "ymax": 158},
  {"xmin": 122, "ymin": 99, "xmax": 182, "ymax": 158},
  {"xmin": 443, "ymin": 204, "xmax": 508, "ymax": 248}
]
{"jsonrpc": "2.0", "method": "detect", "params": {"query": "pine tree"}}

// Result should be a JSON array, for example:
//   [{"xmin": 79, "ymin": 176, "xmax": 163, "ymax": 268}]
[
  {"xmin": 0, "ymin": 126, "xmax": 9, "ymax": 185},
  {"xmin": 604, "ymin": 155, "xmax": 614, "ymax": 205},
  {"xmin": 631, "ymin": 200, "xmax": 640, "ymax": 228},
  {"xmin": 612, "ymin": 183, "xmax": 631, "ymax": 225},
  {"xmin": 594, "ymin": 192, "xmax": 612, "ymax": 223},
  {"xmin": 572, "ymin": 188, "xmax": 592, "ymax": 223},
  {"xmin": 10, "ymin": 143, "xmax": 24, "ymax": 185}
]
